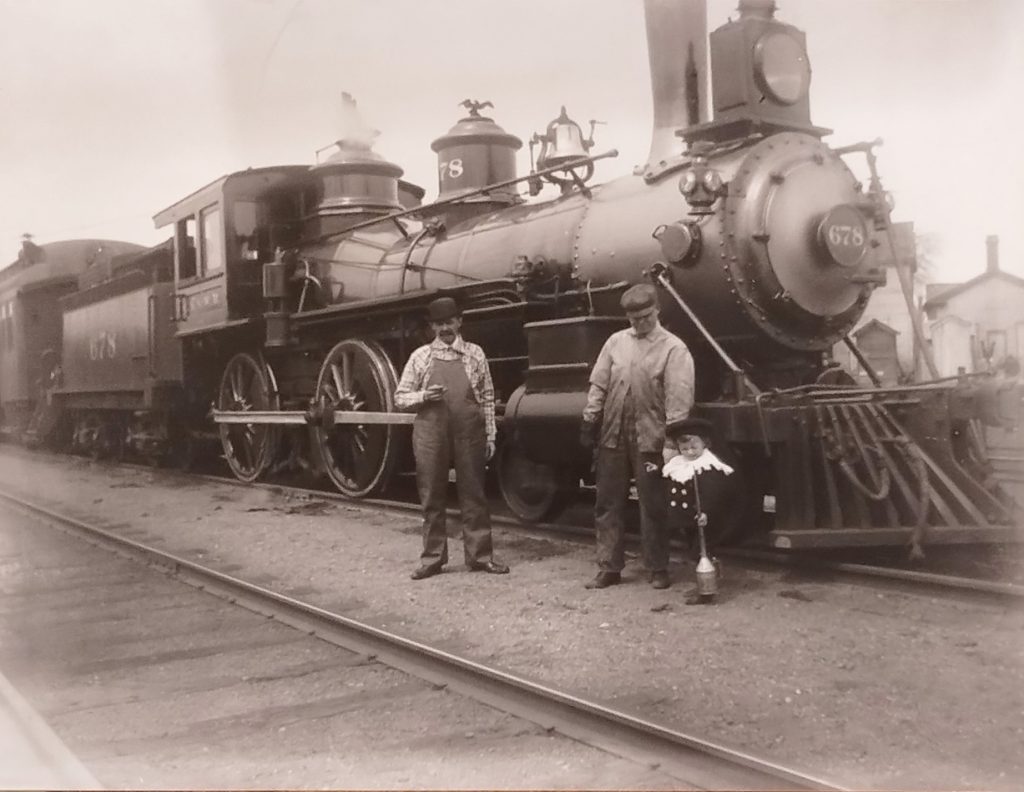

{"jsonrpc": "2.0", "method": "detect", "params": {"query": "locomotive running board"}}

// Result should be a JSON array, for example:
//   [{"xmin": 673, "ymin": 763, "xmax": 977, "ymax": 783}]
[{"xmin": 212, "ymin": 409, "xmax": 415, "ymax": 425}]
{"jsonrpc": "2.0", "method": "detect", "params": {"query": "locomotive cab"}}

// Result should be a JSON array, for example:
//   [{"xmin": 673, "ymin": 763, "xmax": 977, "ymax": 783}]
[{"xmin": 153, "ymin": 166, "xmax": 309, "ymax": 336}]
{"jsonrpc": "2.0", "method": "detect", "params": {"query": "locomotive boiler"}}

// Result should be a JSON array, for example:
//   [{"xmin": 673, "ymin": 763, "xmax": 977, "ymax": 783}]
[{"xmin": 25, "ymin": 0, "xmax": 1017, "ymax": 551}]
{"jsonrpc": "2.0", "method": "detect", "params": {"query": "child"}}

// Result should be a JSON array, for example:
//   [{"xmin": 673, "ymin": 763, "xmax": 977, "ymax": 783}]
[{"xmin": 662, "ymin": 417, "xmax": 735, "ymax": 563}]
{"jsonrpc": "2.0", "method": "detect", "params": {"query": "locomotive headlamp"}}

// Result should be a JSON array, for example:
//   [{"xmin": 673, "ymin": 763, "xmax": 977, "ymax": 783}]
[{"xmin": 753, "ymin": 32, "xmax": 810, "ymax": 105}]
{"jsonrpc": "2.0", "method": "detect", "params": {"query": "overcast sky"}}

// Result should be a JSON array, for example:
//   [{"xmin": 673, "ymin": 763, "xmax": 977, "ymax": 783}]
[{"xmin": 1, "ymin": 0, "xmax": 1021, "ymax": 281}]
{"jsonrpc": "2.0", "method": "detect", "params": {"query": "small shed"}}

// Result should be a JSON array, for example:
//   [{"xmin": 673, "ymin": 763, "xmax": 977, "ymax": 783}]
[{"xmin": 850, "ymin": 318, "xmax": 901, "ymax": 385}]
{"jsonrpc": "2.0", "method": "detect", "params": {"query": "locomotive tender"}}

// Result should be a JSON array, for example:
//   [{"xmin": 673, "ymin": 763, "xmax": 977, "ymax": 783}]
[
  {"xmin": 0, "ymin": 238, "xmax": 147, "ymax": 445},
  {"xmin": 4, "ymin": 0, "xmax": 1018, "ymax": 550}
]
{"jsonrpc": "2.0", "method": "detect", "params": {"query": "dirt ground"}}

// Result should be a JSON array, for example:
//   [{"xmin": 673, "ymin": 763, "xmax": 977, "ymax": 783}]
[
  {"xmin": 1, "ymin": 446, "xmax": 1022, "ymax": 791},
  {"xmin": 0, "ymin": 508, "xmax": 686, "ymax": 791}
]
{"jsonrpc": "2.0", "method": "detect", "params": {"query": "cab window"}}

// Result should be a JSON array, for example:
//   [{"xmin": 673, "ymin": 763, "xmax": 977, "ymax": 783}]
[
  {"xmin": 199, "ymin": 205, "xmax": 223, "ymax": 274},
  {"xmin": 176, "ymin": 218, "xmax": 197, "ymax": 280},
  {"xmin": 233, "ymin": 201, "xmax": 261, "ymax": 261}
]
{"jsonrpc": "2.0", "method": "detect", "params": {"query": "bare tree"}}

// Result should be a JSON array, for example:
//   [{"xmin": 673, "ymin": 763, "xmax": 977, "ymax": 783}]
[{"xmin": 913, "ymin": 231, "xmax": 941, "ymax": 284}]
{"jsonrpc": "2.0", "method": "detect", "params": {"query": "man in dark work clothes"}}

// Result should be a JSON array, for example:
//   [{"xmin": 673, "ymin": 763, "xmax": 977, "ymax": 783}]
[
  {"xmin": 580, "ymin": 283, "xmax": 694, "ymax": 590},
  {"xmin": 395, "ymin": 297, "xmax": 510, "ymax": 580}
]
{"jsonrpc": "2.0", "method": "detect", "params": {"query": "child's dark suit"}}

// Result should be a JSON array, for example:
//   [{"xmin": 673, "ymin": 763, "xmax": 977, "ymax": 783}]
[{"xmin": 664, "ymin": 451, "xmax": 737, "ymax": 557}]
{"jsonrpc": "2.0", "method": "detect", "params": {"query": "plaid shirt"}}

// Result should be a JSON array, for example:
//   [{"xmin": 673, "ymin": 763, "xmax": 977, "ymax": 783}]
[{"xmin": 395, "ymin": 336, "xmax": 496, "ymax": 443}]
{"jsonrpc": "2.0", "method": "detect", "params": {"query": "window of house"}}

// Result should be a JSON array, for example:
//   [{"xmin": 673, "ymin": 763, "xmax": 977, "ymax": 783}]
[
  {"xmin": 200, "ymin": 205, "xmax": 223, "ymax": 275},
  {"xmin": 985, "ymin": 329, "xmax": 1007, "ymax": 365}
]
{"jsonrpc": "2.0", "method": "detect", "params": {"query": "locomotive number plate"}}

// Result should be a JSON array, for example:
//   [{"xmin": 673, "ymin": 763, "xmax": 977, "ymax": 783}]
[{"xmin": 818, "ymin": 204, "xmax": 869, "ymax": 268}]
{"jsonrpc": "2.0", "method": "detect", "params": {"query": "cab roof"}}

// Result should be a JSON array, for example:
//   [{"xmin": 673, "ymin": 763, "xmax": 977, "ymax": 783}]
[{"xmin": 152, "ymin": 165, "xmax": 311, "ymax": 229}]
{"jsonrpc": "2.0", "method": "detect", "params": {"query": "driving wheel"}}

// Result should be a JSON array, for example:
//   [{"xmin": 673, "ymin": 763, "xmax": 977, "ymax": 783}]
[
  {"xmin": 312, "ymin": 338, "xmax": 400, "ymax": 498},
  {"xmin": 217, "ymin": 352, "xmax": 279, "ymax": 482},
  {"xmin": 497, "ymin": 441, "xmax": 570, "ymax": 523}
]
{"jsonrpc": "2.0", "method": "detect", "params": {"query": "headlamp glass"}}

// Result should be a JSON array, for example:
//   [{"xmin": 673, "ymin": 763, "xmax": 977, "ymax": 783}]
[{"xmin": 753, "ymin": 32, "xmax": 810, "ymax": 105}]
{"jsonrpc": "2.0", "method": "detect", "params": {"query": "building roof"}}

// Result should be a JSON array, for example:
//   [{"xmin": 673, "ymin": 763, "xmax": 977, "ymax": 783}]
[
  {"xmin": 853, "ymin": 318, "xmax": 898, "ymax": 337},
  {"xmin": 924, "ymin": 269, "xmax": 1024, "ymax": 309},
  {"xmin": 152, "ymin": 165, "xmax": 310, "ymax": 229},
  {"xmin": 925, "ymin": 282, "xmax": 959, "ymax": 302}
]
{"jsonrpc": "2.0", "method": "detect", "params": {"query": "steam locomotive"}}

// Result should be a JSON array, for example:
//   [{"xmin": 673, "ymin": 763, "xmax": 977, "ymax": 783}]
[{"xmin": 1, "ymin": 0, "xmax": 1018, "ymax": 550}]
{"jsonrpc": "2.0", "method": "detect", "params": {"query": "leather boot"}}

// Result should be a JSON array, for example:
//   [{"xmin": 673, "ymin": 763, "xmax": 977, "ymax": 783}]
[{"xmin": 585, "ymin": 571, "xmax": 621, "ymax": 589}]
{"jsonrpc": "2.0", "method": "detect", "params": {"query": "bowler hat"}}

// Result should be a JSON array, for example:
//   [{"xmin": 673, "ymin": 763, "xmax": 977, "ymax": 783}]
[
  {"xmin": 666, "ymin": 416, "xmax": 714, "ymax": 439},
  {"xmin": 427, "ymin": 297, "xmax": 460, "ymax": 322}
]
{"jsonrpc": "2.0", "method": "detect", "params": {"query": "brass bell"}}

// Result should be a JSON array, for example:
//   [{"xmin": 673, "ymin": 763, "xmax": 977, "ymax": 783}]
[
  {"xmin": 536, "ymin": 106, "xmax": 590, "ymax": 170},
  {"xmin": 529, "ymin": 107, "xmax": 601, "ymax": 195}
]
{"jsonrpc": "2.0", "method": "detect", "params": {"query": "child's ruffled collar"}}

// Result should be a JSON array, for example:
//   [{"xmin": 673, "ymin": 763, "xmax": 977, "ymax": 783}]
[{"xmin": 663, "ymin": 449, "xmax": 734, "ymax": 483}]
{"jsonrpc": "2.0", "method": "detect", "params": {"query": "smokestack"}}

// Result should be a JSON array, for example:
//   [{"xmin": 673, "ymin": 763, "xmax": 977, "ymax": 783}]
[
  {"xmin": 643, "ymin": 0, "xmax": 708, "ymax": 168},
  {"xmin": 19, "ymin": 233, "xmax": 43, "ymax": 265},
  {"xmin": 986, "ymin": 235, "xmax": 999, "ymax": 274},
  {"xmin": 738, "ymin": 0, "xmax": 777, "ymax": 19}
]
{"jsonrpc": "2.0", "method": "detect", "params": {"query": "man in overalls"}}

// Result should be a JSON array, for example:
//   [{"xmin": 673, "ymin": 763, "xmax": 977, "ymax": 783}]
[{"xmin": 395, "ymin": 297, "xmax": 510, "ymax": 580}]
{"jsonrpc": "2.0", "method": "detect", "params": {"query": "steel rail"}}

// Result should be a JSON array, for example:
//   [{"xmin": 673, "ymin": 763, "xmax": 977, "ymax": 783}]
[
  {"xmin": 0, "ymin": 486, "xmax": 842, "ymax": 792},
  {"xmin": 721, "ymin": 547, "xmax": 1024, "ymax": 600},
  {"xmin": 191, "ymin": 472, "xmax": 1024, "ymax": 601},
  {"xmin": 1, "ymin": 443, "xmax": 1018, "ymax": 599}
]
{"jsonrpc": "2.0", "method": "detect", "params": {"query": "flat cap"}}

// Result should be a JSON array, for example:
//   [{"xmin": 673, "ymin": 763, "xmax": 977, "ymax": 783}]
[
  {"xmin": 620, "ymin": 283, "xmax": 658, "ymax": 312},
  {"xmin": 427, "ymin": 296, "xmax": 460, "ymax": 322}
]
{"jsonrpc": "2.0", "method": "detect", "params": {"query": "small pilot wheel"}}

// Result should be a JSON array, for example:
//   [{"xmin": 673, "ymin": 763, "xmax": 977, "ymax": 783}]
[
  {"xmin": 312, "ymin": 339, "xmax": 399, "ymax": 498},
  {"xmin": 76, "ymin": 413, "xmax": 103, "ymax": 459},
  {"xmin": 217, "ymin": 352, "xmax": 279, "ymax": 483},
  {"xmin": 99, "ymin": 418, "xmax": 126, "ymax": 462},
  {"xmin": 815, "ymin": 365, "xmax": 857, "ymax": 387},
  {"xmin": 168, "ymin": 425, "xmax": 196, "ymax": 472},
  {"xmin": 497, "ymin": 441, "xmax": 569, "ymax": 523}
]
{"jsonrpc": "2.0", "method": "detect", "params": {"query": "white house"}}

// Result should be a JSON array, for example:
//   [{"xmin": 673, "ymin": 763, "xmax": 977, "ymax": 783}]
[{"xmin": 923, "ymin": 236, "xmax": 1024, "ymax": 377}]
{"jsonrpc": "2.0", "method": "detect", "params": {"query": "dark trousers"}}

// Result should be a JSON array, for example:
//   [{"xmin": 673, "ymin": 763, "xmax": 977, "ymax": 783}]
[
  {"xmin": 671, "ymin": 468, "xmax": 734, "ymax": 558},
  {"xmin": 594, "ymin": 426, "xmax": 669, "ymax": 573},
  {"xmin": 412, "ymin": 360, "xmax": 492, "ymax": 568}
]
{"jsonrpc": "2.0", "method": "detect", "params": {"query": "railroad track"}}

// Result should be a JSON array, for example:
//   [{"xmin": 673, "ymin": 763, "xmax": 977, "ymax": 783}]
[
  {"xmin": 719, "ymin": 547, "xmax": 1024, "ymax": 601},
  {"xmin": 5, "ymin": 443, "xmax": 1023, "ymax": 599},
  {"xmin": 195, "ymin": 471, "xmax": 1024, "ymax": 602},
  {"xmin": 0, "ymin": 486, "xmax": 841, "ymax": 791}
]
